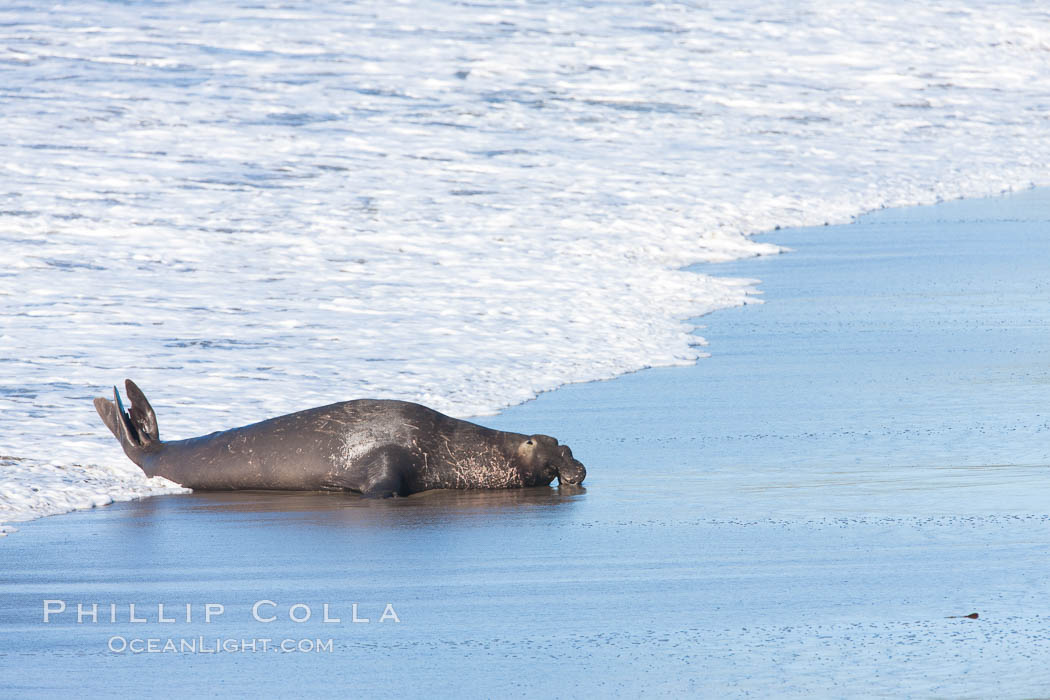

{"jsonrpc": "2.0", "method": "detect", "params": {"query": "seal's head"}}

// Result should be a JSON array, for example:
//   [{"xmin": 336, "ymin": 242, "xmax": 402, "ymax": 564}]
[{"xmin": 517, "ymin": 434, "xmax": 587, "ymax": 486}]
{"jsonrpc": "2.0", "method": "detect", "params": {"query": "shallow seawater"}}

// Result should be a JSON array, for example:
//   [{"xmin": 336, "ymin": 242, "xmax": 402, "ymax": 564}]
[
  {"xmin": 3, "ymin": 1, "xmax": 1050, "ymax": 527},
  {"xmin": 487, "ymin": 188, "xmax": 1050, "ymax": 519}
]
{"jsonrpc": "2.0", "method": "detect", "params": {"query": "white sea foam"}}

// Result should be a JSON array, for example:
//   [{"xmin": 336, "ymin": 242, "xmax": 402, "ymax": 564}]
[{"xmin": 2, "ymin": 1, "xmax": 1049, "ymax": 529}]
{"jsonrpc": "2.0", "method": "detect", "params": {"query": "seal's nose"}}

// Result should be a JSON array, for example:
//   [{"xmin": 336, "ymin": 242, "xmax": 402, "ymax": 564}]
[{"xmin": 558, "ymin": 458, "xmax": 586, "ymax": 485}]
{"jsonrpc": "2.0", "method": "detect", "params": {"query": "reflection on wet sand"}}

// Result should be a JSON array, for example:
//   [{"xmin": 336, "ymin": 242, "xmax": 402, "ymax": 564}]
[{"xmin": 124, "ymin": 486, "xmax": 587, "ymax": 529}]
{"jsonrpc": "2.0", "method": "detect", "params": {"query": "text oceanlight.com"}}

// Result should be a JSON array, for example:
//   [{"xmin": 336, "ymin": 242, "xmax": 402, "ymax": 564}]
[{"xmin": 108, "ymin": 636, "xmax": 334, "ymax": 654}]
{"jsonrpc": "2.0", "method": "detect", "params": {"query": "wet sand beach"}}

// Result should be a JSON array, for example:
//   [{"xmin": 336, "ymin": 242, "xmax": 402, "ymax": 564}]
[{"xmin": 3, "ymin": 189, "xmax": 1050, "ymax": 697}]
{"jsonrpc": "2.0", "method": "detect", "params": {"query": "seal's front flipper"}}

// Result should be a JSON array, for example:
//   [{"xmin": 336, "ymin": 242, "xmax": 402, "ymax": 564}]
[
  {"xmin": 339, "ymin": 447, "xmax": 412, "ymax": 498},
  {"xmin": 367, "ymin": 447, "xmax": 416, "ymax": 498},
  {"xmin": 361, "ymin": 476, "xmax": 406, "ymax": 499},
  {"xmin": 323, "ymin": 473, "xmax": 405, "ymax": 498}
]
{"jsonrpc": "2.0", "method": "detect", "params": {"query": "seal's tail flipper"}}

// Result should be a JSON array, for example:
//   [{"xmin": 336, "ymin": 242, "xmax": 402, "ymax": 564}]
[
  {"xmin": 93, "ymin": 394, "xmax": 124, "ymax": 442},
  {"xmin": 93, "ymin": 380, "xmax": 160, "ymax": 463},
  {"xmin": 125, "ymin": 379, "xmax": 159, "ymax": 442}
]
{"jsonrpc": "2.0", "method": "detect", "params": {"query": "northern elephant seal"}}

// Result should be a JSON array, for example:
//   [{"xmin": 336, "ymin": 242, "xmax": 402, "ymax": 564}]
[{"xmin": 94, "ymin": 380, "xmax": 586, "ymax": 497}]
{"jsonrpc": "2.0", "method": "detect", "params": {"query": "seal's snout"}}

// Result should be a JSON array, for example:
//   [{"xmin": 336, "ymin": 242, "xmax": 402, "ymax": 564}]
[
  {"xmin": 559, "ymin": 460, "xmax": 586, "ymax": 485},
  {"xmin": 556, "ymin": 445, "xmax": 586, "ymax": 485}
]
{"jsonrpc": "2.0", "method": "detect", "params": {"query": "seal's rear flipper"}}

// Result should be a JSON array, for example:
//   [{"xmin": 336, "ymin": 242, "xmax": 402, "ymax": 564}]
[
  {"xmin": 113, "ymin": 385, "xmax": 147, "ymax": 447},
  {"xmin": 125, "ymin": 379, "xmax": 159, "ymax": 442},
  {"xmin": 94, "ymin": 396, "xmax": 124, "ymax": 442},
  {"xmin": 94, "ymin": 381, "xmax": 160, "ymax": 470}
]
